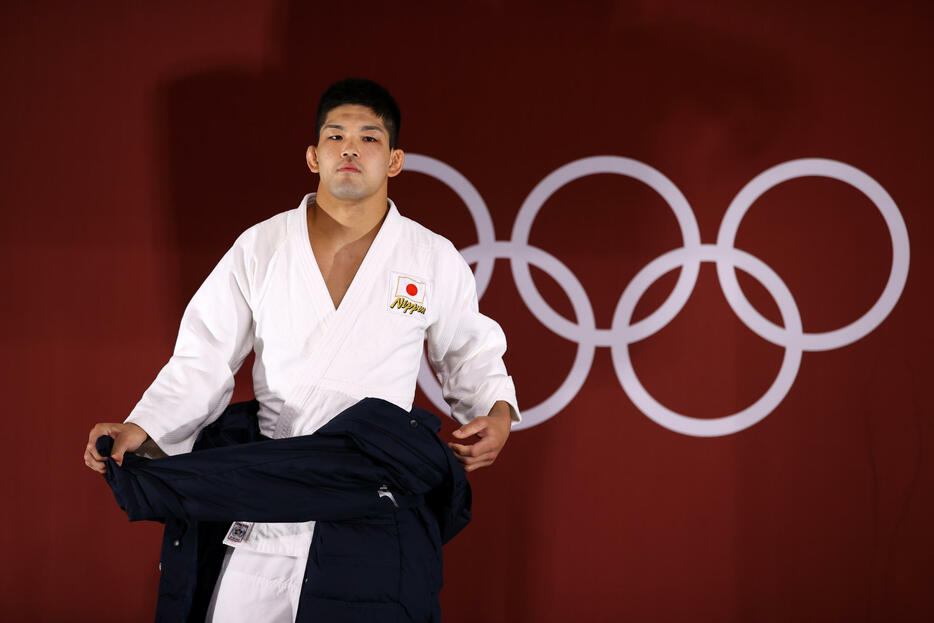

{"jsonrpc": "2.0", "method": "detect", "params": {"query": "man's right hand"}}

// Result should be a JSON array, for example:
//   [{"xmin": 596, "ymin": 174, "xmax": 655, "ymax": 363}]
[{"xmin": 84, "ymin": 422, "xmax": 148, "ymax": 474}]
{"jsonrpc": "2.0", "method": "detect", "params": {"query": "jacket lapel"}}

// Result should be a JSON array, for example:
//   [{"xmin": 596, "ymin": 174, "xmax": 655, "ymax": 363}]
[{"xmin": 275, "ymin": 199, "xmax": 401, "ymax": 438}]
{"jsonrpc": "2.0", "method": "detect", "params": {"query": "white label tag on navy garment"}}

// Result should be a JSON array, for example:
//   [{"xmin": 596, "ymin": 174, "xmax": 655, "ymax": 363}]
[{"xmin": 224, "ymin": 521, "xmax": 253, "ymax": 545}]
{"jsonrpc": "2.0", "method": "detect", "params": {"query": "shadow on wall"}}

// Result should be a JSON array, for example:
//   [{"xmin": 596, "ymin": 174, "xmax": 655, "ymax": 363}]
[{"xmin": 155, "ymin": 3, "xmax": 798, "ymax": 306}]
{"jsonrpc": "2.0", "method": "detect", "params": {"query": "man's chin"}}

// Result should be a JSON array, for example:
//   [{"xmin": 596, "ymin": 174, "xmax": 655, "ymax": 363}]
[{"xmin": 329, "ymin": 182, "xmax": 371, "ymax": 202}]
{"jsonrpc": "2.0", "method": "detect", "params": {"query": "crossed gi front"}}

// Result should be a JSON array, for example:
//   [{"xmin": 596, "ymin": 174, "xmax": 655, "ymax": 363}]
[{"xmin": 99, "ymin": 398, "xmax": 471, "ymax": 623}]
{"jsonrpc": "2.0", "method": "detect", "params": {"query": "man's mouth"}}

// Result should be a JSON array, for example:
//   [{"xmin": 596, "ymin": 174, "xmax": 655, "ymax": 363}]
[{"xmin": 338, "ymin": 164, "xmax": 360, "ymax": 173}]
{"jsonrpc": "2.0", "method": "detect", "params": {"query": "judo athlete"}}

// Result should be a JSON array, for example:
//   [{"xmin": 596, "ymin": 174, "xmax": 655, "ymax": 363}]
[{"xmin": 84, "ymin": 78, "xmax": 520, "ymax": 622}]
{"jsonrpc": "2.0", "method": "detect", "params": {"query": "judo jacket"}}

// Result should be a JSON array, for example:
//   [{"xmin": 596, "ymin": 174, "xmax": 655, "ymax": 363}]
[{"xmin": 97, "ymin": 398, "xmax": 472, "ymax": 623}]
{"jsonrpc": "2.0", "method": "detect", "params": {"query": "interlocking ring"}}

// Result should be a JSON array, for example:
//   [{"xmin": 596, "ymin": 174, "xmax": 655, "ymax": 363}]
[{"xmin": 404, "ymin": 154, "xmax": 909, "ymax": 436}]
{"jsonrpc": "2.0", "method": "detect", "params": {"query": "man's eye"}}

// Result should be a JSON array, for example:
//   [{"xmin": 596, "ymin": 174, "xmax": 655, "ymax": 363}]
[
  {"xmin": 363, "ymin": 136, "xmax": 377, "ymax": 142},
  {"xmin": 328, "ymin": 135, "xmax": 342, "ymax": 140}
]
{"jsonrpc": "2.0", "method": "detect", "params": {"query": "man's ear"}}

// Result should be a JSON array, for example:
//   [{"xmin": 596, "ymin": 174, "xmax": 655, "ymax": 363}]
[
  {"xmin": 387, "ymin": 148, "xmax": 405, "ymax": 178},
  {"xmin": 306, "ymin": 145, "xmax": 319, "ymax": 173}
]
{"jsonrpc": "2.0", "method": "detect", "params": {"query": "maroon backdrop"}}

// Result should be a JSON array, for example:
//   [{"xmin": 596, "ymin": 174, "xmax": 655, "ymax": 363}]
[{"xmin": 2, "ymin": 1, "xmax": 932, "ymax": 621}]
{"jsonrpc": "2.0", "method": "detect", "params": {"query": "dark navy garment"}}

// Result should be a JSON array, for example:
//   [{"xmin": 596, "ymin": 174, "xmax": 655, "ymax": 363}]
[{"xmin": 97, "ymin": 398, "xmax": 471, "ymax": 623}]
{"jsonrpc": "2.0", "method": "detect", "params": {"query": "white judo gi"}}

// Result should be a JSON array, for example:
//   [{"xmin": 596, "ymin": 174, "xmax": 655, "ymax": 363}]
[{"xmin": 125, "ymin": 193, "xmax": 520, "ymax": 621}]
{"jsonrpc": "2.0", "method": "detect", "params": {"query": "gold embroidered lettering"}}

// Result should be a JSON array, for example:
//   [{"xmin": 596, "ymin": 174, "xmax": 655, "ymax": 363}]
[{"xmin": 390, "ymin": 296, "xmax": 426, "ymax": 315}]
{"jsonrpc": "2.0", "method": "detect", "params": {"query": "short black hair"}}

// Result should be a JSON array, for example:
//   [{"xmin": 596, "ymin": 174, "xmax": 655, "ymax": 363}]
[{"xmin": 315, "ymin": 78, "xmax": 401, "ymax": 149}]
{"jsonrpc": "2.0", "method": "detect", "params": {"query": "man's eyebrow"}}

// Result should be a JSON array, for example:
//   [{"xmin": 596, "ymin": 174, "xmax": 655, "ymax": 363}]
[{"xmin": 322, "ymin": 123, "xmax": 385, "ymax": 134}]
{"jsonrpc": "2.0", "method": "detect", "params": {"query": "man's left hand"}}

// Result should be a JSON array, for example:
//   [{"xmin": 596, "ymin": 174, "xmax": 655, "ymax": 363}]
[{"xmin": 448, "ymin": 401, "xmax": 512, "ymax": 472}]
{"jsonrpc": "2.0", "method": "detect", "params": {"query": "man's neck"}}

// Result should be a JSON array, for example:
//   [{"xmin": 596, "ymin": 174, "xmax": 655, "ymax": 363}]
[{"xmin": 309, "ymin": 188, "xmax": 389, "ymax": 243}]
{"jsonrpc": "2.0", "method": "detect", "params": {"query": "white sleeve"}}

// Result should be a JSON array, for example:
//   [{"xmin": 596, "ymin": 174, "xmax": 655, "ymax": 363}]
[
  {"xmin": 124, "ymin": 229, "xmax": 258, "ymax": 455},
  {"xmin": 426, "ymin": 244, "xmax": 520, "ymax": 426}
]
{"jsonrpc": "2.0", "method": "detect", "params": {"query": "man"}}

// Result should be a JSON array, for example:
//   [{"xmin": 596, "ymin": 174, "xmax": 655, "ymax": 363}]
[{"xmin": 84, "ymin": 78, "xmax": 519, "ymax": 621}]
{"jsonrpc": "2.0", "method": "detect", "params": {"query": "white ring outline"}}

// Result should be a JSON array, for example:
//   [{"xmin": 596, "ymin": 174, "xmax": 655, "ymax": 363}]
[
  {"xmin": 416, "ymin": 242, "xmax": 597, "ymax": 431},
  {"xmin": 402, "ymin": 154, "xmax": 497, "ymax": 296},
  {"xmin": 511, "ymin": 156, "xmax": 703, "ymax": 345},
  {"xmin": 611, "ymin": 244, "xmax": 803, "ymax": 437},
  {"xmin": 716, "ymin": 158, "xmax": 910, "ymax": 351}
]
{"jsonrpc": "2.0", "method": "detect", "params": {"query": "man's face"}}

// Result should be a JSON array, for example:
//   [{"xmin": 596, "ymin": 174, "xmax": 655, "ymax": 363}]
[{"xmin": 307, "ymin": 104, "xmax": 403, "ymax": 202}]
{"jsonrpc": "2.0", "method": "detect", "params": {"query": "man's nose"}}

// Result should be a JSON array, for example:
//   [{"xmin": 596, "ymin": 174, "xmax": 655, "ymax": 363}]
[{"xmin": 341, "ymin": 140, "xmax": 359, "ymax": 158}]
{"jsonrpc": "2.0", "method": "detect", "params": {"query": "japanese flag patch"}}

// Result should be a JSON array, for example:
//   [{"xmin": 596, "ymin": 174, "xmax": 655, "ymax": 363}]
[{"xmin": 389, "ymin": 272, "xmax": 428, "ymax": 315}]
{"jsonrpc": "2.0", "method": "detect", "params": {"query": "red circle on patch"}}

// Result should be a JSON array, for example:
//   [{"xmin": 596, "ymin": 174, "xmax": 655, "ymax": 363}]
[{"xmin": 406, "ymin": 284, "xmax": 418, "ymax": 296}]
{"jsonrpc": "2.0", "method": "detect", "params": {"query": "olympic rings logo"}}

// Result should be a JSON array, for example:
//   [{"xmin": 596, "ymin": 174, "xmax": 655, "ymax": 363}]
[{"xmin": 405, "ymin": 155, "xmax": 910, "ymax": 437}]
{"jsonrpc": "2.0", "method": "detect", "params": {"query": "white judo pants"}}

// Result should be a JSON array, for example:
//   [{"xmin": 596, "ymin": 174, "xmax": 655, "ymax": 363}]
[{"xmin": 206, "ymin": 547, "xmax": 308, "ymax": 623}]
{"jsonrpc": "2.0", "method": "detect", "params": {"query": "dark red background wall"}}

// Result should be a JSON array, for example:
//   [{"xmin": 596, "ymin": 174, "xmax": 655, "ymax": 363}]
[{"xmin": 2, "ymin": 1, "xmax": 932, "ymax": 621}]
